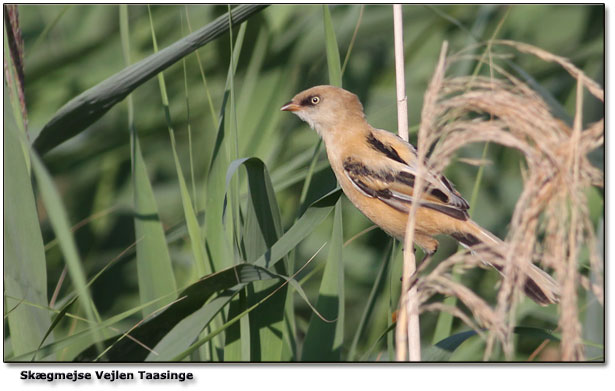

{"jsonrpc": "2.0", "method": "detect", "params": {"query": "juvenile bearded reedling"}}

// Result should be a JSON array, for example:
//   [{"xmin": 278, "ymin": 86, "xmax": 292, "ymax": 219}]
[{"xmin": 281, "ymin": 85, "xmax": 560, "ymax": 305}]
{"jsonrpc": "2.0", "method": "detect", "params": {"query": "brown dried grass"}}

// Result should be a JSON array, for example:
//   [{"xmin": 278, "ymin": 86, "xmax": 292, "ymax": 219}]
[{"xmin": 414, "ymin": 40, "xmax": 604, "ymax": 361}]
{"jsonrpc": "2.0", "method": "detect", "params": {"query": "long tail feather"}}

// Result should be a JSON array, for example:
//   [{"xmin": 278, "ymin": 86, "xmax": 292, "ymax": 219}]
[{"xmin": 453, "ymin": 220, "xmax": 560, "ymax": 306}]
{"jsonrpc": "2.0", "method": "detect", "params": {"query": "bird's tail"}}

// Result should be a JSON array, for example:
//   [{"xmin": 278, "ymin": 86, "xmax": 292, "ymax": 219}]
[{"xmin": 451, "ymin": 219, "xmax": 560, "ymax": 306}]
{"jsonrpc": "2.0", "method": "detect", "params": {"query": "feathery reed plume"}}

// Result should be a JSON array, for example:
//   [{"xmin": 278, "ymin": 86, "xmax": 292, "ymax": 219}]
[{"xmin": 415, "ymin": 41, "xmax": 603, "ymax": 361}]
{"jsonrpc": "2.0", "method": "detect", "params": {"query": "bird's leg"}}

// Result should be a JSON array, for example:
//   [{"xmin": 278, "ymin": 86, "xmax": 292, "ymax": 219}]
[
  {"xmin": 417, "ymin": 250, "xmax": 433, "ymax": 267},
  {"xmin": 409, "ymin": 250, "xmax": 434, "ymax": 289},
  {"xmin": 400, "ymin": 246, "xmax": 430, "ymax": 284}
]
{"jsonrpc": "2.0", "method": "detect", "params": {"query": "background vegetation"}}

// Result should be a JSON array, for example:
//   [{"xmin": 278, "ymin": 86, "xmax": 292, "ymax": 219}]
[{"xmin": 4, "ymin": 4, "xmax": 604, "ymax": 361}]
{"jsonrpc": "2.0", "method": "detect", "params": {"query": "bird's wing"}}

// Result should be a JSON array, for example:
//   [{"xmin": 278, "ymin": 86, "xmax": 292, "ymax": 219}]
[
  {"xmin": 342, "ymin": 129, "xmax": 470, "ymax": 221},
  {"xmin": 369, "ymin": 128, "xmax": 469, "ymax": 209}
]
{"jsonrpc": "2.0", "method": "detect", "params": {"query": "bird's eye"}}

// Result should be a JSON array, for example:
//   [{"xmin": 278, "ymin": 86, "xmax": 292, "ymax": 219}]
[{"xmin": 311, "ymin": 96, "xmax": 320, "ymax": 105}]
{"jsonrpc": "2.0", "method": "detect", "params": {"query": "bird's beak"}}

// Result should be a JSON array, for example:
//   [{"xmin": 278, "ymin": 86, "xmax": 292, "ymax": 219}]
[{"xmin": 280, "ymin": 101, "xmax": 301, "ymax": 112}]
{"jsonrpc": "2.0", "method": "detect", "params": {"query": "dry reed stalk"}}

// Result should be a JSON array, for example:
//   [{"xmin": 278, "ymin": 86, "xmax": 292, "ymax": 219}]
[
  {"xmin": 413, "ymin": 40, "xmax": 603, "ymax": 361},
  {"xmin": 392, "ymin": 3, "xmax": 421, "ymax": 362}
]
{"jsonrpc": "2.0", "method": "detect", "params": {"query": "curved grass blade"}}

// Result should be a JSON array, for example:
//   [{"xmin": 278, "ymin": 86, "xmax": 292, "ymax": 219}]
[
  {"xmin": 359, "ymin": 323, "xmax": 396, "ymax": 361},
  {"xmin": 9, "ymin": 293, "xmax": 175, "ymax": 361},
  {"xmin": 76, "ymin": 189, "xmax": 341, "ymax": 361},
  {"xmin": 170, "ymin": 245, "xmax": 327, "ymax": 362},
  {"xmin": 31, "ymin": 239, "xmax": 140, "ymax": 360},
  {"xmin": 192, "ymin": 246, "xmax": 329, "ymax": 361},
  {"xmin": 254, "ymin": 188, "xmax": 341, "ymax": 270},
  {"xmin": 33, "ymin": 4, "xmax": 268, "ymax": 155},
  {"xmin": 146, "ymin": 289, "xmax": 237, "ymax": 361},
  {"xmin": 74, "ymin": 263, "xmax": 276, "ymax": 361}
]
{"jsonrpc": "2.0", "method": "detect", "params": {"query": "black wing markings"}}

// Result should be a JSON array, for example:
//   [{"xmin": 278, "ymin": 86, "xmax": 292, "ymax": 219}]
[{"xmin": 343, "ymin": 157, "xmax": 468, "ymax": 221}]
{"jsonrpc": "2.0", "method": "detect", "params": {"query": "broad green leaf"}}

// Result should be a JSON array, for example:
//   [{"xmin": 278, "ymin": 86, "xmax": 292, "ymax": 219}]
[
  {"xmin": 32, "ymin": 4, "xmax": 268, "ymax": 155},
  {"xmin": 301, "ymin": 200, "xmax": 344, "ymax": 361},
  {"xmin": 4, "ymin": 113, "xmax": 51, "ymax": 360}
]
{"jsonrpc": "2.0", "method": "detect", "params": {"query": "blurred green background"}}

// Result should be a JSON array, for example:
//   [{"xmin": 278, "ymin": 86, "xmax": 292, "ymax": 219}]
[{"xmin": 5, "ymin": 4, "xmax": 604, "ymax": 361}]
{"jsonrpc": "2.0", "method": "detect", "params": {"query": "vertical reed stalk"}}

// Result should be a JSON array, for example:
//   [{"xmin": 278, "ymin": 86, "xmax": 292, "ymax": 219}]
[{"xmin": 392, "ymin": 3, "xmax": 421, "ymax": 362}]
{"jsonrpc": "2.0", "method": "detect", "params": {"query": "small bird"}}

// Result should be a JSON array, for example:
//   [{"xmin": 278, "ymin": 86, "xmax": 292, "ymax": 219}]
[{"xmin": 281, "ymin": 85, "xmax": 559, "ymax": 305}]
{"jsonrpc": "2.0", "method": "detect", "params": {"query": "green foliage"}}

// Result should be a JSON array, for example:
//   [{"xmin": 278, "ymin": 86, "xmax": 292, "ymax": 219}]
[{"xmin": 5, "ymin": 4, "xmax": 603, "ymax": 362}]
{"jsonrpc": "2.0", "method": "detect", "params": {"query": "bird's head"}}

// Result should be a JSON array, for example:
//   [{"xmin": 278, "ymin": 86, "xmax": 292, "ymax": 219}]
[{"xmin": 280, "ymin": 85, "xmax": 365, "ymax": 136}]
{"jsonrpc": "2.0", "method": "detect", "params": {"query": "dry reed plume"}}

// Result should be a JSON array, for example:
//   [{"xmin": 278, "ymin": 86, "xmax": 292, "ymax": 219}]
[{"xmin": 412, "ymin": 41, "xmax": 603, "ymax": 361}]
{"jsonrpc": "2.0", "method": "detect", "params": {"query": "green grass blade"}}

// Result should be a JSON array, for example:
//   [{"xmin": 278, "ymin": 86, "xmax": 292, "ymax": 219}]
[
  {"xmin": 301, "ymin": 200, "xmax": 344, "ymax": 361},
  {"xmin": 9, "ymin": 293, "xmax": 175, "ymax": 361},
  {"xmin": 341, "ymin": 5, "xmax": 364, "ymax": 76},
  {"xmin": 146, "ymin": 290, "xmax": 237, "ymax": 361},
  {"xmin": 148, "ymin": 6, "xmax": 208, "ymax": 278},
  {"xmin": 423, "ymin": 329, "xmax": 479, "ymax": 361},
  {"xmin": 121, "ymin": 5, "xmax": 178, "ymax": 318},
  {"xmin": 225, "ymin": 6, "xmax": 244, "ymax": 271},
  {"xmin": 322, "ymin": 5, "xmax": 342, "ymax": 87},
  {"xmin": 425, "ymin": 326, "xmax": 561, "ymax": 361},
  {"xmin": 348, "ymin": 240, "xmax": 393, "ymax": 361},
  {"xmin": 4, "ymin": 113, "xmax": 51, "ymax": 360},
  {"xmin": 33, "ymin": 4, "xmax": 268, "ymax": 155},
  {"xmin": 32, "ymin": 235, "xmax": 139, "ymax": 359},
  {"xmin": 169, "ymin": 257, "xmax": 326, "ymax": 362},
  {"xmin": 360, "ymin": 323, "xmax": 396, "ymax": 361},
  {"xmin": 254, "ymin": 188, "xmax": 341, "ymax": 270},
  {"xmin": 184, "ymin": 5, "xmax": 218, "ymax": 130},
  {"xmin": 292, "ymin": 5, "xmax": 343, "ymax": 218},
  {"xmin": 27, "ymin": 5, "xmax": 71, "ymax": 58},
  {"xmin": 226, "ymin": 157, "xmax": 287, "ymax": 361},
  {"xmin": 180, "ymin": 14, "xmax": 198, "ymax": 207},
  {"xmin": 204, "ymin": 23, "xmax": 247, "ymax": 273},
  {"xmin": 76, "ymin": 263, "xmax": 278, "ymax": 361},
  {"xmin": 76, "ymin": 181, "xmax": 340, "ymax": 361},
  {"xmin": 132, "ymin": 127, "xmax": 179, "ymax": 314},
  {"xmin": 27, "ymin": 139, "xmax": 102, "ymax": 354}
]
